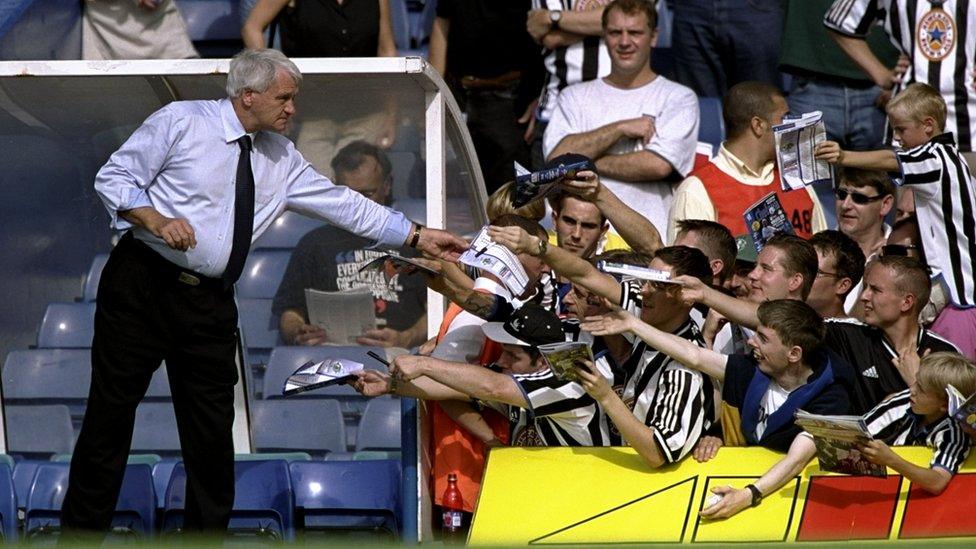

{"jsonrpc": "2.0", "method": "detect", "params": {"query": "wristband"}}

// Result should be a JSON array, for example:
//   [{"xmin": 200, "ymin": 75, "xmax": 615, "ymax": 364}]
[
  {"xmin": 409, "ymin": 224, "xmax": 423, "ymax": 249},
  {"xmin": 746, "ymin": 484, "xmax": 763, "ymax": 507}
]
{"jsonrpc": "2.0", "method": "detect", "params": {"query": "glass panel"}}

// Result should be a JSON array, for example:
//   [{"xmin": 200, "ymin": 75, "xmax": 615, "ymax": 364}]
[{"xmin": 0, "ymin": 65, "xmax": 483, "ymax": 458}]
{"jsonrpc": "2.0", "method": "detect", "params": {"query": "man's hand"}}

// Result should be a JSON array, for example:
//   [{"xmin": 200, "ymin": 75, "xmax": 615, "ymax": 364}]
[
  {"xmin": 389, "ymin": 354, "xmax": 429, "ymax": 381},
  {"xmin": 294, "ymin": 323, "xmax": 328, "ymax": 346},
  {"xmin": 527, "ymin": 9, "xmax": 553, "ymax": 42},
  {"xmin": 518, "ymin": 99, "xmax": 539, "ymax": 143},
  {"xmin": 487, "ymin": 225, "xmax": 536, "ymax": 255},
  {"xmin": 674, "ymin": 275, "xmax": 708, "ymax": 306},
  {"xmin": 417, "ymin": 335, "xmax": 438, "ymax": 356},
  {"xmin": 892, "ymin": 347, "xmax": 928, "ymax": 387},
  {"xmin": 692, "ymin": 436, "xmax": 723, "ymax": 463},
  {"xmin": 559, "ymin": 170, "xmax": 601, "ymax": 201},
  {"xmin": 580, "ymin": 308, "xmax": 637, "ymax": 336},
  {"xmin": 856, "ymin": 439, "xmax": 898, "ymax": 468},
  {"xmin": 353, "ymin": 370, "xmax": 393, "ymax": 397},
  {"xmin": 414, "ymin": 227, "xmax": 468, "ymax": 262},
  {"xmin": 357, "ymin": 327, "xmax": 408, "ymax": 348},
  {"xmin": 574, "ymin": 359, "xmax": 612, "ymax": 401},
  {"xmin": 616, "ymin": 116, "xmax": 656, "ymax": 145},
  {"xmin": 814, "ymin": 141, "xmax": 845, "ymax": 165},
  {"xmin": 699, "ymin": 485, "xmax": 752, "ymax": 520},
  {"xmin": 146, "ymin": 214, "xmax": 197, "ymax": 251},
  {"xmin": 701, "ymin": 309, "xmax": 728, "ymax": 349}
]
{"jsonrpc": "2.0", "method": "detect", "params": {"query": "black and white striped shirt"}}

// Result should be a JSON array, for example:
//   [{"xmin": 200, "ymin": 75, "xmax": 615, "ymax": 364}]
[
  {"xmin": 824, "ymin": 0, "xmax": 976, "ymax": 152},
  {"xmin": 864, "ymin": 389, "xmax": 972, "ymax": 473},
  {"xmin": 620, "ymin": 320, "xmax": 715, "ymax": 463},
  {"xmin": 895, "ymin": 133, "xmax": 976, "ymax": 307},
  {"xmin": 486, "ymin": 357, "xmax": 618, "ymax": 447},
  {"xmin": 531, "ymin": 0, "xmax": 612, "ymax": 122}
]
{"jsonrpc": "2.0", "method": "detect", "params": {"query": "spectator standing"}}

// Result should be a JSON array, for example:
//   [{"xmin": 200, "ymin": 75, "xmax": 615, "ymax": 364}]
[
  {"xmin": 428, "ymin": 0, "xmax": 541, "ymax": 195},
  {"xmin": 545, "ymin": 0, "xmax": 698, "ymax": 232},
  {"xmin": 824, "ymin": 0, "xmax": 976, "ymax": 172},
  {"xmin": 82, "ymin": 0, "xmax": 198, "ymax": 60},
  {"xmin": 669, "ymin": 0, "xmax": 784, "ymax": 97},
  {"xmin": 526, "ymin": 0, "xmax": 614, "ymax": 169},
  {"xmin": 667, "ymin": 82, "xmax": 826, "ymax": 244}
]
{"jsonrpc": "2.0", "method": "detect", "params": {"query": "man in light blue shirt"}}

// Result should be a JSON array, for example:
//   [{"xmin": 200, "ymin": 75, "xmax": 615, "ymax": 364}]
[{"xmin": 61, "ymin": 48, "xmax": 467, "ymax": 538}]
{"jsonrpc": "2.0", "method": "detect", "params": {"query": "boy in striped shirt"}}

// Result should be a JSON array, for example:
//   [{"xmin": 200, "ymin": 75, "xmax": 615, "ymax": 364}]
[
  {"xmin": 816, "ymin": 83, "xmax": 976, "ymax": 355},
  {"xmin": 858, "ymin": 351, "xmax": 976, "ymax": 494}
]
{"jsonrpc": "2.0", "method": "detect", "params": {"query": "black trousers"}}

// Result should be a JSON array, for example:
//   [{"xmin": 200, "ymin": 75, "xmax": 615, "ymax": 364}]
[{"xmin": 61, "ymin": 232, "xmax": 239, "ymax": 537}]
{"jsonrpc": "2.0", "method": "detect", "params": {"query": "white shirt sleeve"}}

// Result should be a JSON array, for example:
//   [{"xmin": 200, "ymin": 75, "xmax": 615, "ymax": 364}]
[
  {"xmin": 645, "ymin": 86, "xmax": 699, "ymax": 177},
  {"xmin": 542, "ymin": 85, "xmax": 582, "ymax": 160}
]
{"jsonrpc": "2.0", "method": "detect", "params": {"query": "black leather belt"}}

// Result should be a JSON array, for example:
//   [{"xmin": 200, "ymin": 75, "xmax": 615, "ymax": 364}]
[{"xmin": 119, "ymin": 232, "xmax": 224, "ymax": 290}]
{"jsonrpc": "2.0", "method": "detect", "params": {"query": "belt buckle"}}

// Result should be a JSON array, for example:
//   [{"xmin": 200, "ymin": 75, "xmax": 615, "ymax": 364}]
[{"xmin": 178, "ymin": 272, "xmax": 201, "ymax": 286}]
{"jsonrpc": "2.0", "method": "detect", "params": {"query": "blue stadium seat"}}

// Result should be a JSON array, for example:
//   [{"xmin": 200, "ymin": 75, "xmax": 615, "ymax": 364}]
[
  {"xmin": 251, "ymin": 400, "xmax": 346, "ymax": 457},
  {"xmin": 238, "ymin": 298, "xmax": 280, "ymax": 355},
  {"xmin": 252, "ymin": 211, "xmax": 325, "ymax": 250},
  {"xmin": 163, "ymin": 460, "xmax": 295, "ymax": 540},
  {"xmin": 235, "ymin": 250, "xmax": 291, "ymax": 299},
  {"xmin": 24, "ymin": 462, "xmax": 155, "ymax": 540},
  {"xmin": 13, "ymin": 460, "xmax": 44, "ymax": 511},
  {"xmin": 0, "ymin": 464, "xmax": 18, "ymax": 542},
  {"xmin": 81, "ymin": 253, "xmax": 109, "ymax": 302},
  {"xmin": 5, "ymin": 405, "xmax": 74, "ymax": 459},
  {"xmin": 698, "ymin": 96, "xmax": 725, "ymax": 149},
  {"xmin": 2, "ymin": 349, "xmax": 91, "ymax": 403},
  {"xmin": 36, "ymin": 302, "xmax": 96, "ymax": 348},
  {"xmin": 289, "ymin": 459, "xmax": 400, "ymax": 537},
  {"xmin": 262, "ymin": 346, "xmax": 386, "ymax": 400},
  {"xmin": 131, "ymin": 403, "xmax": 181, "ymax": 457},
  {"xmin": 355, "ymin": 397, "xmax": 401, "ymax": 452},
  {"xmin": 152, "ymin": 460, "xmax": 180, "ymax": 513}
]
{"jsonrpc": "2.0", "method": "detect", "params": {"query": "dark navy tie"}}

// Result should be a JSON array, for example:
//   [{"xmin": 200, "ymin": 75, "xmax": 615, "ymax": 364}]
[{"xmin": 222, "ymin": 135, "xmax": 255, "ymax": 290}]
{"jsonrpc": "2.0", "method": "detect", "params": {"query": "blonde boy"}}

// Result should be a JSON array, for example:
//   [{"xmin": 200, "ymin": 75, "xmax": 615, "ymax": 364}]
[
  {"xmin": 858, "ymin": 352, "xmax": 976, "ymax": 494},
  {"xmin": 815, "ymin": 83, "xmax": 976, "ymax": 313}
]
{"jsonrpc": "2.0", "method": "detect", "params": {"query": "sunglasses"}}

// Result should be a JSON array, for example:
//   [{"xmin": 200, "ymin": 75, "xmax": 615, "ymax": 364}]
[
  {"xmin": 834, "ymin": 188, "xmax": 886, "ymax": 205},
  {"xmin": 881, "ymin": 244, "xmax": 919, "ymax": 256}
]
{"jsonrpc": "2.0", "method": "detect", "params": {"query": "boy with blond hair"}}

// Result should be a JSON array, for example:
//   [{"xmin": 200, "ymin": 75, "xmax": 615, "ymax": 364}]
[
  {"xmin": 816, "ymin": 83, "xmax": 976, "ymax": 357},
  {"xmin": 858, "ymin": 352, "xmax": 976, "ymax": 494}
]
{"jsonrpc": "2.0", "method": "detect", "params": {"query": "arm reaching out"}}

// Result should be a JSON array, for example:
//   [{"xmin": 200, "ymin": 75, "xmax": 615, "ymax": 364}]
[
  {"xmin": 390, "ymin": 355, "xmax": 530, "ymax": 408},
  {"xmin": 814, "ymin": 141, "xmax": 899, "ymax": 171},
  {"xmin": 581, "ymin": 307, "xmax": 729, "ymax": 381}
]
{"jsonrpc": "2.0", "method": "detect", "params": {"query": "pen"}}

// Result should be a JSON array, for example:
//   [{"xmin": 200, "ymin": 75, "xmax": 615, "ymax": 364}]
[{"xmin": 366, "ymin": 350, "xmax": 390, "ymax": 367}]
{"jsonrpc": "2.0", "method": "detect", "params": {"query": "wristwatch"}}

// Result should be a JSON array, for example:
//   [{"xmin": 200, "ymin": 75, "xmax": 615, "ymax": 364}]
[
  {"xmin": 549, "ymin": 10, "xmax": 562, "ymax": 30},
  {"xmin": 745, "ymin": 484, "xmax": 763, "ymax": 507},
  {"xmin": 534, "ymin": 237, "xmax": 549, "ymax": 258}
]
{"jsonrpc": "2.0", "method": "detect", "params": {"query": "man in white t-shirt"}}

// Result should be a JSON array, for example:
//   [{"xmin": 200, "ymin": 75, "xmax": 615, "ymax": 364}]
[{"xmin": 543, "ymin": 0, "xmax": 698, "ymax": 231}]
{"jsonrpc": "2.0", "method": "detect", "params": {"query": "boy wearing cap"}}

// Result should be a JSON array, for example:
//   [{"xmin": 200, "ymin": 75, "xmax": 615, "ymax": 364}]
[{"xmin": 356, "ymin": 304, "xmax": 619, "ymax": 447}]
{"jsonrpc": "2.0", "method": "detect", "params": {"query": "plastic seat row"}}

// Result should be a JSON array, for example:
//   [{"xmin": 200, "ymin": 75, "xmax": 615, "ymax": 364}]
[
  {"xmin": 2, "ymin": 397, "xmax": 401, "ymax": 460},
  {"xmin": 6, "ymin": 457, "xmax": 400, "ymax": 541}
]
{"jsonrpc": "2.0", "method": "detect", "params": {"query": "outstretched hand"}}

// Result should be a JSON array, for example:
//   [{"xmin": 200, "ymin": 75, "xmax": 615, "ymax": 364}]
[
  {"xmin": 580, "ymin": 308, "xmax": 636, "ymax": 336},
  {"xmin": 674, "ymin": 275, "xmax": 708, "ymax": 306},
  {"xmin": 389, "ymin": 354, "xmax": 429, "ymax": 381},
  {"xmin": 574, "ymin": 359, "xmax": 612, "ymax": 400},
  {"xmin": 487, "ymin": 225, "xmax": 537, "ymax": 255},
  {"xmin": 699, "ymin": 485, "xmax": 752, "ymax": 520},
  {"xmin": 353, "ymin": 370, "xmax": 393, "ymax": 397},
  {"xmin": 559, "ymin": 170, "xmax": 601, "ymax": 202},
  {"xmin": 415, "ymin": 227, "xmax": 468, "ymax": 262},
  {"xmin": 814, "ymin": 141, "xmax": 844, "ymax": 164}
]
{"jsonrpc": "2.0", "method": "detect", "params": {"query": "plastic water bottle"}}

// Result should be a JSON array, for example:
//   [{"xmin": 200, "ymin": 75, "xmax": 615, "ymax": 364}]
[{"xmin": 441, "ymin": 473, "xmax": 464, "ymax": 543}]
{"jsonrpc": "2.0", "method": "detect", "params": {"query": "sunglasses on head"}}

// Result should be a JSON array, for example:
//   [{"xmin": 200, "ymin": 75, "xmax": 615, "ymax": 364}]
[{"xmin": 834, "ymin": 188, "xmax": 885, "ymax": 205}]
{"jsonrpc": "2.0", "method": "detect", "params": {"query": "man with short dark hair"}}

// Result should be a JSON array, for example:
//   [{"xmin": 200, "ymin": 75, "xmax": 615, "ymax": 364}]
[
  {"xmin": 673, "ymin": 219, "xmax": 737, "ymax": 287},
  {"xmin": 834, "ymin": 167, "xmax": 895, "ymax": 259},
  {"xmin": 273, "ymin": 141, "xmax": 429, "ymax": 348},
  {"xmin": 668, "ymin": 81, "xmax": 827, "ymax": 243},
  {"xmin": 544, "ymin": 0, "xmax": 699, "ymax": 230},
  {"xmin": 806, "ymin": 230, "xmax": 866, "ymax": 319}
]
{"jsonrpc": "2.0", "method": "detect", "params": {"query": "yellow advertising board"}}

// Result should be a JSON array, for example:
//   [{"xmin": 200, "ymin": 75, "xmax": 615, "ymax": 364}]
[{"xmin": 469, "ymin": 446, "xmax": 976, "ymax": 545}]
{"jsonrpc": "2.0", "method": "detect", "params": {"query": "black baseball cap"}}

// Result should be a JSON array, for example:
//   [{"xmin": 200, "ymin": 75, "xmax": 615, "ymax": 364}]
[{"xmin": 481, "ymin": 303, "xmax": 565, "ymax": 347}]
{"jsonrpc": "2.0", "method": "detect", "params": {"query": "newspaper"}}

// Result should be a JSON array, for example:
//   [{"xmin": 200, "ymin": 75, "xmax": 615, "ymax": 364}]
[
  {"xmin": 305, "ymin": 287, "xmax": 376, "ymax": 345},
  {"xmin": 459, "ymin": 226, "xmax": 530, "ymax": 296},
  {"xmin": 282, "ymin": 358, "xmax": 364, "ymax": 396},
  {"xmin": 537, "ymin": 341, "xmax": 594, "ymax": 383},
  {"xmin": 947, "ymin": 385, "xmax": 976, "ymax": 436},
  {"xmin": 357, "ymin": 251, "xmax": 439, "ymax": 277},
  {"xmin": 744, "ymin": 192, "xmax": 795, "ymax": 252},
  {"xmin": 597, "ymin": 261, "xmax": 679, "ymax": 285},
  {"xmin": 773, "ymin": 111, "xmax": 833, "ymax": 191},
  {"xmin": 794, "ymin": 410, "xmax": 887, "ymax": 477},
  {"xmin": 512, "ymin": 158, "xmax": 595, "ymax": 207}
]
